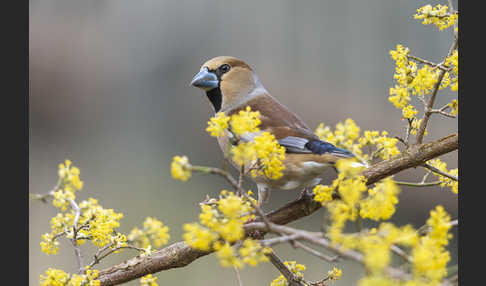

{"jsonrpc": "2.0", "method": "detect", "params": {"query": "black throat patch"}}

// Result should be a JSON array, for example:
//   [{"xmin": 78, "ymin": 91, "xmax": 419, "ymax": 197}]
[{"xmin": 206, "ymin": 87, "xmax": 222, "ymax": 112}]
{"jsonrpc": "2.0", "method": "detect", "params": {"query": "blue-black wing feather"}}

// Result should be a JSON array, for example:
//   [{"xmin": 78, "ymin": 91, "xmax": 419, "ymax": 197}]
[
  {"xmin": 304, "ymin": 140, "xmax": 354, "ymax": 157},
  {"xmin": 277, "ymin": 136, "xmax": 354, "ymax": 158}
]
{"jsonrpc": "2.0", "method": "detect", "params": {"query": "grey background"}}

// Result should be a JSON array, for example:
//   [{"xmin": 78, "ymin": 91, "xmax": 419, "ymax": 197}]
[{"xmin": 29, "ymin": 0, "xmax": 458, "ymax": 285}]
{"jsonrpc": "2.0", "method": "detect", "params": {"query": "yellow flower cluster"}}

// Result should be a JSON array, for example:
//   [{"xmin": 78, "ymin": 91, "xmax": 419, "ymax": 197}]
[
  {"xmin": 110, "ymin": 233, "xmax": 128, "ymax": 251},
  {"xmin": 43, "ymin": 160, "xmax": 127, "ymax": 253},
  {"xmin": 312, "ymin": 160, "xmax": 407, "ymax": 272},
  {"xmin": 39, "ymin": 160, "xmax": 172, "ymax": 285},
  {"xmin": 206, "ymin": 106, "xmax": 286, "ymax": 180},
  {"xmin": 171, "ymin": 155, "xmax": 192, "ymax": 182},
  {"xmin": 78, "ymin": 198, "xmax": 124, "ymax": 247},
  {"xmin": 52, "ymin": 160, "xmax": 84, "ymax": 211},
  {"xmin": 315, "ymin": 120, "xmax": 400, "ymax": 165},
  {"xmin": 388, "ymin": 43, "xmax": 450, "ymax": 137},
  {"xmin": 359, "ymin": 178, "xmax": 400, "ymax": 221},
  {"xmin": 315, "ymin": 167, "xmax": 453, "ymax": 285},
  {"xmin": 327, "ymin": 267, "xmax": 343, "ymax": 281},
  {"xmin": 315, "ymin": 118, "xmax": 361, "ymax": 157},
  {"xmin": 313, "ymin": 160, "xmax": 369, "ymax": 242},
  {"xmin": 128, "ymin": 217, "xmax": 171, "ymax": 249},
  {"xmin": 40, "ymin": 233, "xmax": 60, "ymax": 255},
  {"xmin": 270, "ymin": 260, "xmax": 306, "ymax": 286},
  {"xmin": 412, "ymin": 206, "xmax": 452, "ymax": 284},
  {"xmin": 58, "ymin": 159, "xmax": 84, "ymax": 191},
  {"xmin": 40, "ymin": 196, "xmax": 125, "ymax": 254},
  {"xmin": 39, "ymin": 267, "xmax": 100, "ymax": 286},
  {"xmin": 251, "ymin": 132, "xmax": 286, "ymax": 179},
  {"xmin": 140, "ymin": 274, "xmax": 158, "ymax": 286},
  {"xmin": 390, "ymin": 44, "xmax": 436, "ymax": 98},
  {"xmin": 358, "ymin": 131, "xmax": 400, "ymax": 161},
  {"xmin": 183, "ymin": 190, "xmax": 271, "ymax": 268},
  {"xmin": 206, "ymin": 112, "xmax": 231, "ymax": 137},
  {"xmin": 414, "ymin": 4, "xmax": 458, "ymax": 30},
  {"xmin": 229, "ymin": 106, "xmax": 261, "ymax": 136},
  {"xmin": 448, "ymin": 99, "xmax": 458, "ymax": 116},
  {"xmin": 427, "ymin": 159, "xmax": 458, "ymax": 194},
  {"xmin": 444, "ymin": 50, "xmax": 458, "ymax": 92}
]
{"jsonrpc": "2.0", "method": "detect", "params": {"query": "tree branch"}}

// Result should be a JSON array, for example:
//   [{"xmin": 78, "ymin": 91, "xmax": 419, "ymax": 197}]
[{"xmin": 97, "ymin": 133, "xmax": 458, "ymax": 285}]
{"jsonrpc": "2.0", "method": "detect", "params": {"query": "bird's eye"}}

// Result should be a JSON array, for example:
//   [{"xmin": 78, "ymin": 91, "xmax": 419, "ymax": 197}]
[{"xmin": 220, "ymin": 64, "xmax": 230, "ymax": 73}]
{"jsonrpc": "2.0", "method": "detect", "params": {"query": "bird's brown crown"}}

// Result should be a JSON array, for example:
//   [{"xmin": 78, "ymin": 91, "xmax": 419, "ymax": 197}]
[{"xmin": 200, "ymin": 56, "xmax": 252, "ymax": 72}]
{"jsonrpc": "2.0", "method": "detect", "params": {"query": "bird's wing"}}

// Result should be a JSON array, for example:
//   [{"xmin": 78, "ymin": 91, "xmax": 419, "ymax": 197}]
[{"xmin": 228, "ymin": 94, "xmax": 354, "ymax": 158}]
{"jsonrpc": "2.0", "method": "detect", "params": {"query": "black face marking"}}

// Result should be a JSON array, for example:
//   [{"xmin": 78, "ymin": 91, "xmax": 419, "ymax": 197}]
[
  {"xmin": 203, "ymin": 64, "xmax": 231, "ymax": 113},
  {"xmin": 206, "ymin": 87, "xmax": 222, "ymax": 113}
]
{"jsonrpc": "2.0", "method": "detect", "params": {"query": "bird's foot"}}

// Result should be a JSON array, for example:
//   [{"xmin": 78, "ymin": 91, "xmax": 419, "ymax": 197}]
[
  {"xmin": 244, "ymin": 215, "xmax": 266, "ymax": 239},
  {"xmin": 299, "ymin": 187, "xmax": 314, "ymax": 199}
]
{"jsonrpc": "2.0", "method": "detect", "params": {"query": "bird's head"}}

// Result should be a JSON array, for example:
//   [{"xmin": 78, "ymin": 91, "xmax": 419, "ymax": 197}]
[{"xmin": 190, "ymin": 56, "xmax": 265, "ymax": 113}]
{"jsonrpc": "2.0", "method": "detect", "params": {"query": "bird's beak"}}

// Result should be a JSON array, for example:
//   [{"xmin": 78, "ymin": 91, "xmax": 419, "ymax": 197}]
[{"xmin": 190, "ymin": 67, "xmax": 219, "ymax": 91}]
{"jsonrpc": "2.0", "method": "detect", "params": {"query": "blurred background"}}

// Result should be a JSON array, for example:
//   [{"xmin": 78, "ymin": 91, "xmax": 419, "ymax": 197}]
[{"xmin": 29, "ymin": 0, "xmax": 458, "ymax": 285}]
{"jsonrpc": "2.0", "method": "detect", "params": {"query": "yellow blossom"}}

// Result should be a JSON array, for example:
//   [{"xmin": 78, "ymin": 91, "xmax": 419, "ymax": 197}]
[
  {"xmin": 110, "ymin": 233, "xmax": 128, "ymax": 250},
  {"xmin": 402, "ymin": 105, "xmax": 418, "ymax": 120},
  {"xmin": 40, "ymin": 233, "xmax": 60, "ymax": 255},
  {"xmin": 327, "ymin": 267, "xmax": 342, "ymax": 281},
  {"xmin": 252, "ymin": 132, "xmax": 286, "ymax": 179},
  {"xmin": 58, "ymin": 159, "xmax": 84, "ymax": 191},
  {"xmin": 78, "ymin": 198, "xmax": 124, "ymax": 247},
  {"xmin": 360, "ymin": 178, "xmax": 400, "ymax": 221},
  {"xmin": 313, "ymin": 184, "xmax": 334, "ymax": 205},
  {"xmin": 230, "ymin": 106, "xmax": 261, "ymax": 136},
  {"xmin": 414, "ymin": 4, "xmax": 458, "ymax": 30},
  {"xmin": 412, "ymin": 206, "xmax": 452, "ymax": 283},
  {"xmin": 170, "ymin": 155, "xmax": 192, "ymax": 182},
  {"xmin": 217, "ymin": 219, "xmax": 244, "ymax": 243},
  {"xmin": 183, "ymin": 223, "xmax": 218, "ymax": 251},
  {"xmin": 40, "ymin": 268, "xmax": 69, "ymax": 286},
  {"xmin": 231, "ymin": 141, "xmax": 257, "ymax": 166},
  {"xmin": 448, "ymin": 99, "xmax": 458, "ymax": 116},
  {"xmin": 270, "ymin": 260, "xmax": 306, "ymax": 286},
  {"xmin": 52, "ymin": 188, "xmax": 75, "ymax": 211},
  {"xmin": 427, "ymin": 159, "xmax": 458, "ymax": 194},
  {"xmin": 214, "ymin": 242, "xmax": 243, "ymax": 268},
  {"xmin": 199, "ymin": 204, "xmax": 219, "ymax": 228},
  {"xmin": 239, "ymin": 239, "xmax": 271, "ymax": 266},
  {"xmin": 140, "ymin": 274, "xmax": 158, "ymax": 286},
  {"xmin": 206, "ymin": 112, "xmax": 231, "ymax": 137}
]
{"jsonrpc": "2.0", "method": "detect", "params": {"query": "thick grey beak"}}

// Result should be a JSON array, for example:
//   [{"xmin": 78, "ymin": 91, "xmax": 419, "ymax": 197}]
[{"xmin": 190, "ymin": 67, "xmax": 219, "ymax": 91}]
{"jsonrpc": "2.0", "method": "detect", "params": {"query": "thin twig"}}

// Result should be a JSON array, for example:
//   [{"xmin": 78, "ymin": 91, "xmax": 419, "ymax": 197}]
[
  {"xmin": 237, "ymin": 164, "xmax": 245, "ymax": 195},
  {"xmin": 233, "ymin": 266, "xmax": 243, "ymax": 286},
  {"xmin": 68, "ymin": 198, "xmax": 84, "ymax": 273},
  {"xmin": 267, "ymin": 251, "xmax": 306, "ymax": 286},
  {"xmin": 394, "ymin": 180, "xmax": 441, "ymax": 187},
  {"xmin": 291, "ymin": 240, "xmax": 339, "ymax": 263},
  {"xmin": 407, "ymin": 55, "xmax": 450, "ymax": 72},
  {"xmin": 89, "ymin": 245, "xmax": 146, "ymax": 268},
  {"xmin": 423, "ymin": 163, "xmax": 458, "ymax": 181},
  {"xmin": 415, "ymin": 36, "xmax": 459, "ymax": 144},
  {"xmin": 191, "ymin": 165, "xmax": 242, "ymax": 192},
  {"xmin": 430, "ymin": 109, "xmax": 456, "ymax": 118},
  {"xmin": 390, "ymin": 245, "xmax": 413, "ymax": 264},
  {"xmin": 261, "ymin": 234, "xmax": 302, "ymax": 247}
]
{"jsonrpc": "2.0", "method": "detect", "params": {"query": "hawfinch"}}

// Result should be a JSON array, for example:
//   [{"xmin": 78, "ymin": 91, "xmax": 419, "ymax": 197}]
[{"xmin": 190, "ymin": 56, "xmax": 356, "ymax": 207}]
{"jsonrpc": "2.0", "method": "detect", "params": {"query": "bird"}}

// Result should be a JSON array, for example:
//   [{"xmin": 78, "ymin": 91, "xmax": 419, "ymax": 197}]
[{"xmin": 190, "ymin": 56, "xmax": 359, "ymax": 207}]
